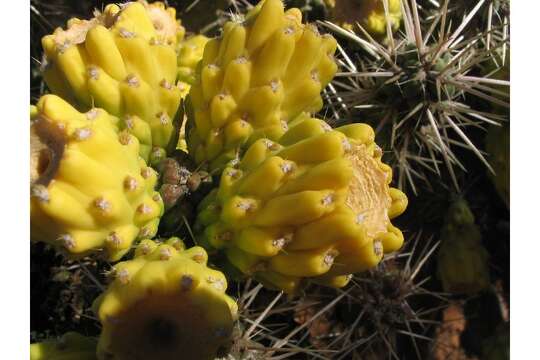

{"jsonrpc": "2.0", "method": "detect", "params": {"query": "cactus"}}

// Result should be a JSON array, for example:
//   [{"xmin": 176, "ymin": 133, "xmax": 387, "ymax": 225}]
[
  {"xmin": 186, "ymin": 0, "xmax": 338, "ymax": 170},
  {"xmin": 330, "ymin": 0, "xmax": 402, "ymax": 36},
  {"xmin": 437, "ymin": 199, "xmax": 490, "ymax": 294},
  {"xmin": 30, "ymin": 95, "xmax": 163, "ymax": 261},
  {"xmin": 177, "ymin": 34, "xmax": 210, "ymax": 85},
  {"xmin": 30, "ymin": 332, "xmax": 97, "ymax": 360},
  {"xmin": 195, "ymin": 116, "xmax": 407, "ymax": 293},
  {"xmin": 40, "ymin": 1, "xmax": 187, "ymax": 160},
  {"xmin": 93, "ymin": 238, "xmax": 238, "ymax": 360}
]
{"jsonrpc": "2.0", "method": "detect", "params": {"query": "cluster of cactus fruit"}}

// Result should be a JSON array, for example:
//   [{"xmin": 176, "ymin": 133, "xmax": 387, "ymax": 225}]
[
  {"xmin": 29, "ymin": 0, "xmax": 509, "ymax": 358},
  {"xmin": 30, "ymin": 1, "xmax": 409, "ymax": 357}
]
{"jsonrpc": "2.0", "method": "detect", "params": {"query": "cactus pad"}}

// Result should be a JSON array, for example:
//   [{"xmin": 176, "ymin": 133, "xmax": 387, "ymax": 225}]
[
  {"xmin": 30, "ymin": 95, "xmax": 163, "ymax": 261},
  {"xmin": 186, "ymin": 0, "xmax": 338, "ymax": 170},
  {"xmin": 94, "ymin": 238, "xmax": 238, "ymax": 360},
  {"xmin": 195, "ymin": 116, "xmax": 408, "ymax": 293},
  {"xmin": 40, "ymin": 1, "xmax": 187, "ymax": 160}
]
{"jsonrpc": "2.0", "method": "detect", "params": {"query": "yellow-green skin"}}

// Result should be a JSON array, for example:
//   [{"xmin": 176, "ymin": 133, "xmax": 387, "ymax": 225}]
[
  {"xmin": 486, "ymin": 124, "xmax": 509, "ymax": 207},
  {"xmin": 437, "ymin": 199, "xmax": 490, "ymax": 294},
  {"xmin": 93, "ymin": 238, "xmax": 238, "ymax": 360},
  {"xmin": 30, "ymin": 332, "xmax": 97, "ymax": 360},
  {"xmin": 186, "ymin": 0, "xmax": 339, "ymax": 170},
  {"xmin": 31, "ymin": 95, "xmax": 163, "ymax": 261},
  {"xmin": 41, "ymin": 1, "xmax": 187, "ymax": 161},
  {"xmin": 177, "ymin": 34, "xmax": 210, "ymax": 85},
  {"xmin": 195, "ymin": 116, "xmax": 408, "ymax": 293}
]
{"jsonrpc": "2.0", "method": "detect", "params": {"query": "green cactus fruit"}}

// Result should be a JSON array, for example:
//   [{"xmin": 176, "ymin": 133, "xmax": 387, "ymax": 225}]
[
  {"xmin": 40, "ymin": 1, "xmax": 187, "ymax": 160},
  {"xmin": 93, "ymin": 238, "xmax": 238, "ymax": 360},
  {"xmin": 31, "ymin": 95, "xmax": 164, "ymax": 261},
  {"xmin": 486, "ymin": 124, "xmax": 509, "ymax": 208},
  {"xmin": 30, "ymin": 332, "xmax": 97, "ymax": 360},
  {"xmin": 437, "ymin": 199, "xmax": 490, "ymax": 294},
  {"xmin": 195, "ymin": 116, "xmax": 408, "ymax": 293},
  {"xmin": 186, "ymin": 0, "xmax": 338, "ymax": 170}
]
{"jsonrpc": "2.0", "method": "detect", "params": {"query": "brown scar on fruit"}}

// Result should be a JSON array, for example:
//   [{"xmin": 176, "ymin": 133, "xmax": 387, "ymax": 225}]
[{"xmin": 30, "ymin": 116, "xmax": 66, "ymax": 186}]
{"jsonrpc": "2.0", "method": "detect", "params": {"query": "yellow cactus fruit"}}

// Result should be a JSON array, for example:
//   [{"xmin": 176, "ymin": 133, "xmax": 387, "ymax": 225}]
[
  {"xmin": 177, "ymin": 34, "xmax": 210, "ymax": 85},
  {"xmin": 331, "ymin": 0, "xmax": 402, "ymax": 36},
  {"xmin": 30, "ymin": 332, "xmax": 97, "ymax": 360},
  {"xmin": 40, "ymin": 1, "xmax": 187, "ymax": 160},
  {"xmin": 195, "ymin": 117, "xmax": 407, "ymax": 293},
  {"xmin": 186, "ymin": 0, "xmax": 339, "ymax": 170},
  {"xmin": 30, "ymin": 105, "xmax": 38, "ymax": 120},
  {"xmin": 94, "ymin": 238, "xmax": 238, "ymax": 360},
  {"xmin": 486, "ymin": 124, "xmax": 509, "ymax": 207},
  {"xmin": 437, "ymin": 199, "xmax": 490, "ymax": 294},
  {"xmin": 30, "ymin": 95, "xmax": 164, "ymax": 261}
]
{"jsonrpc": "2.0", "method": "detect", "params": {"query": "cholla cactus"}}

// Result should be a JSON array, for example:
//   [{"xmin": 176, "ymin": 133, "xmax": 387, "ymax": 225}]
[
  {"xmin": 30, "ymin": 332, "xmax": 97, "ymax": 360},
  {"xmin": 31, "ymin": 95, "xmax": 163, "ymax": 261},
  {"xmin": 196, "ymin": 116, "xmax": 407, "ymax": 293},
  {"xmin": 186, "ymin": 0, "xmax": 338, "ymax": 170},
  {"xmin": 40, "ymin": 1, "xmax": 187, "ymax": 160},
  {"xmin": 322, "ymin": 0, "xmax": 510, "ymax": 193},
  {"xmin": 93, "ymin": 238, "xmax": 237, "ymax": 360}
]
